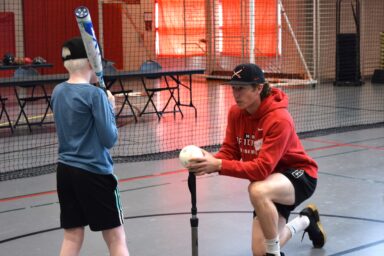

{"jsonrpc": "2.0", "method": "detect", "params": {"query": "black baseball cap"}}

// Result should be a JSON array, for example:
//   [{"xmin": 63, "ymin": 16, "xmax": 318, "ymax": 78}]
[
  {"xmin": 225, "ymin": 63, "xmax": 266, "ymax": 86},
  {"xmin": 62, "ymin": 37, "xmax": 88, "ymax": 61}
]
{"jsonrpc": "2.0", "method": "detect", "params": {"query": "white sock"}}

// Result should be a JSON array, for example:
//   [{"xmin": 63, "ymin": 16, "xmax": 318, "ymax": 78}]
[
  {"xmin": 286, "ymin": 215, "xmax": 310, "ymax": 237},
  {"xmin": 265, "ymin": 237, "xmax": 280, "ymax": 255}
]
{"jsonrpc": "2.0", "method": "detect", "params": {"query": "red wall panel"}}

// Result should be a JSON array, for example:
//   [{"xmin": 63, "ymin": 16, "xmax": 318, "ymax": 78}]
[
  {"xmin": 0, "ymin": 12, "xmax": 16, "ymax": 56},
  {"xmin": 102, "ymin": 3, "xmax": 124, "ymax": 69},
  {"xmin": 0, "ymin": 12, "xmax": 16, "ymax": 78},
  {"xmin": 23, "ymin": 0, "xmax": 99, "ymax": 74}
]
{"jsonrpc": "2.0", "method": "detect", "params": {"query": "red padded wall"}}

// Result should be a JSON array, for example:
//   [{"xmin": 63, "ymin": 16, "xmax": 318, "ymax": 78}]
[
  {"xmin": 23, "ymin": 0, "xmax": 99, "ymax": 74},
  {"xmin": 0, "ymin": 12, "xmax": 16, "ymax": 78},
  {"xmin": 102, "ymin": 3, "xmax": 124, "ymax": 69}
]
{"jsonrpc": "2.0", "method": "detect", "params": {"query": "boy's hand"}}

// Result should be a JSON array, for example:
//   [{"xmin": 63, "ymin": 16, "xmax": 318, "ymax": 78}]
[{"xmin": 106, "ymin": 90, "xmax": 116, "ymax": 110}]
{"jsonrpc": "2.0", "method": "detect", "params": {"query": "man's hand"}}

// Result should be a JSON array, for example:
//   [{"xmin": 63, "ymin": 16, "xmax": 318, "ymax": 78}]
[{"xmin": 187, "ymin": 149, "xmax": 222, "ymax": 176}]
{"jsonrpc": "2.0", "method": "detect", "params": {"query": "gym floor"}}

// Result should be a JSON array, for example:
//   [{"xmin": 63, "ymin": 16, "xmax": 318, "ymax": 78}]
[{"xmin": 1, "ymin": 126, "xmax": 383, "ymax": 256}]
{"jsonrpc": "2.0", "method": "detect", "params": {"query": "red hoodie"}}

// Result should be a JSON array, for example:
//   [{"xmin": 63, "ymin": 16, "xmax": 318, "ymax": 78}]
[{"xmin": 216, "ymin": 88, "xmax": 317, "ymax": 181}]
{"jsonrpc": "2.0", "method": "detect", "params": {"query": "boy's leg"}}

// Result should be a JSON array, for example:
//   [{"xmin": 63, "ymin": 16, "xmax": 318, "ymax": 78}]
[
  {"xmin": 102, "ymin": 225, "xmax": 130, "ymax": 256},
  {"xmin": 60, "ymin": 227, "xmax": 85, "ymax": 256}
]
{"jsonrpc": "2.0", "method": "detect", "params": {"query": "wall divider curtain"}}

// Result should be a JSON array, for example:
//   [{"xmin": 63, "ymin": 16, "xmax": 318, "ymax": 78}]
[
  {"xmin": 221, "ymin": 0, "xmax": 277, "ymax": 57},
  {"xmin": 157, "ymin": 0, "xmax": 206, "ymax": 57}
]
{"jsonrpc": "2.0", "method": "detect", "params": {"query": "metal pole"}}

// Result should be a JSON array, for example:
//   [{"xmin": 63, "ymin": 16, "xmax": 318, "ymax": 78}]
[
  {"xmin": 279, "ymin": 0, "xmax": 314, "ymax": 81},
  {"xmin": 188, "ymin": 172, "xmax": 198, "ymax": 256},
  {"xmin": 249, "ymin": 0, "xmax": 255, "ymax": 63}
]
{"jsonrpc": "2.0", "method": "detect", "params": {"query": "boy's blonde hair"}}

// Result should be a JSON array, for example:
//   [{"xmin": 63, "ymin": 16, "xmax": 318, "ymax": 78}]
[{"xmin": 62, "ymin": 47, "xmax": 89, "ymax": 73}]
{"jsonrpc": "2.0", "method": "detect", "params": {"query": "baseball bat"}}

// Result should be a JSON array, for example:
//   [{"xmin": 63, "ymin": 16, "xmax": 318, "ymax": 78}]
[{"xmin": 74, "ymin": 6, "xmax": 106, "ymax": 92}]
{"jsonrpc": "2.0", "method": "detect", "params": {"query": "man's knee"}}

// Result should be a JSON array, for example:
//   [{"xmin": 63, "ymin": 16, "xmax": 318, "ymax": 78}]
[{"xmin": 248, "ymin": 182, "xmax": 267, "ymax": 203}]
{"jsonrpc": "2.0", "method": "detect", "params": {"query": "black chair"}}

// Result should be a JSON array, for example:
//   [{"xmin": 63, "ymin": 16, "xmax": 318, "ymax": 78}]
[
  {"xmin": 104, "ymin": 60, "xmax": 138, "ymax": 122},
  {"xmin": 139, "ymin": 60, "xmax": 183, "ymax": 120},
  {"xmin": 0, "ymin": 95, "xmax": 13, "ymax": 133},
  {"xmin": 13, "ymin": 68, "xmax": 52, "ymax": 131}
]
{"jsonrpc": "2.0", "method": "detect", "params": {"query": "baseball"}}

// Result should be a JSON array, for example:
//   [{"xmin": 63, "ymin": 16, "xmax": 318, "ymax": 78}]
[{"xmin": 179, "ymin": 145, "xmax": 204, "ymax": 167}]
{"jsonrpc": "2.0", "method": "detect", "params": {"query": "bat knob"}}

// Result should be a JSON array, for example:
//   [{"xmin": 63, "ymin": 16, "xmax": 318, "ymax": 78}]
[{"xmin": 75, "ymin": 6, "xmax": 89, "ymax": 18}]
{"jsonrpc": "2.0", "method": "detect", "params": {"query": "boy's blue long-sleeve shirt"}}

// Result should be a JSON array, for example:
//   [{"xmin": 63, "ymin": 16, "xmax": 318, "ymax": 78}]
[{"xmin": 51, "ymin": 82, "xmax": 118, "ymax": 175}]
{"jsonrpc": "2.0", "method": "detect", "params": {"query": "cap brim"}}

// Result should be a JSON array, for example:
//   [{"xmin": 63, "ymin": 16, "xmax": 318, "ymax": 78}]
[
  {"xmin": 222, "ymin": 80, "xmax": 264, "ymax": 86},
  {"xmin": 102, "ymin": 58, "xmax": 114, "ymax": 64}
]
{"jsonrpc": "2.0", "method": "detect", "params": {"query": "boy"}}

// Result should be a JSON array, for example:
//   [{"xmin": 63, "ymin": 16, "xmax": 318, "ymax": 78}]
[{"xmin": 51, "ymin": 37, "xmax": 129, "ymax": 256}]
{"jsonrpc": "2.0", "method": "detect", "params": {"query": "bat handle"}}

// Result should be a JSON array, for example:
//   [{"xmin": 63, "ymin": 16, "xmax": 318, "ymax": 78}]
[
  {"xmin": 99, "ymin": 78, "xmax": 107, "ymax": 92},
  {"xmin": 95, "ymin": 73, "xmax": 107, "ymax": 94}
]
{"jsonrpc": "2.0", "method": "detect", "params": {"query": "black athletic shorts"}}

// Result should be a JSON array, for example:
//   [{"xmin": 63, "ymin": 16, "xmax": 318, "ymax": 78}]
[
  {"xmin": 253, "ymin": 169, "xmax": 317, "ymax": 221},
  {"xmin": 57, "ymin": 162, "xmax": 124, "ymax": 231}
]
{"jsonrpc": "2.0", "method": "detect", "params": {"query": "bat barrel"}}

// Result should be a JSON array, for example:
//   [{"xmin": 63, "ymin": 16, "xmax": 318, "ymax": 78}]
[{"xmin": 74, "ymin": 5, "xmax": 106, "ymax": 94}]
